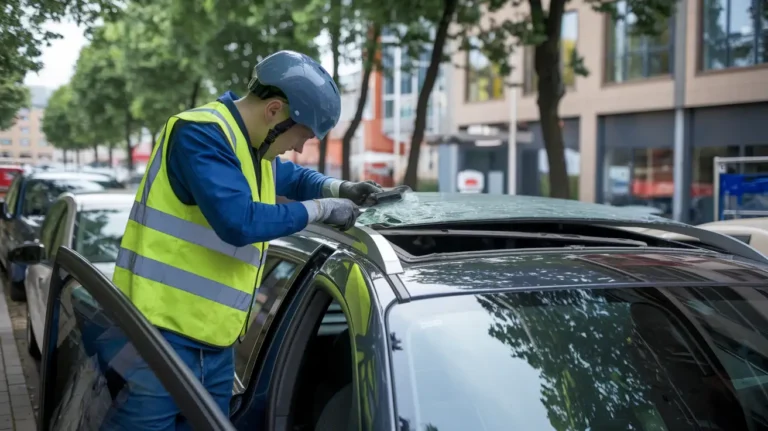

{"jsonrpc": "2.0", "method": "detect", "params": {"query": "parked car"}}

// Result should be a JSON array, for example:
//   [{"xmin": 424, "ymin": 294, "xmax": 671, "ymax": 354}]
[
  {"xmin": 0, "ymin": 165, "xmax": 23, "ymax": 197},
  {"xmin": 10, "ymin": 193, "xmax": 768, "ymax": 430},
  {"xmin": 20, "ymin": 190, "xmax": 133, "ymax": 358},
  {"xmin": 0, "ymin": 171, "xmax": 115, "ymax": 300}
]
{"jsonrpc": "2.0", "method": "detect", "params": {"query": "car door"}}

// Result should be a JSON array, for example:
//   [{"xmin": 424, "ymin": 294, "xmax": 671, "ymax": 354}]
[
  {"xmin": 232, "ymin": 249, "xmax": 393, "ymax": 431},
  {"xmin": 25, "ymin": 198, "xmax": 73, "ymax": 345},
  {"xmin": 40, "ymin": 246, "xmax": 235, "ymax": 430},
  {"xmin": 19, "ymin": 179, "xmax": 52, "ymax": 241}
]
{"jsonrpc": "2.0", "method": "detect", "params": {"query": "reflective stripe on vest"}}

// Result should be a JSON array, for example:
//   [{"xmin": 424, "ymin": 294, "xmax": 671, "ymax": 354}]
[{"xmin": 113, "ymin": 101, "xmax": 277, "ymax": 346}]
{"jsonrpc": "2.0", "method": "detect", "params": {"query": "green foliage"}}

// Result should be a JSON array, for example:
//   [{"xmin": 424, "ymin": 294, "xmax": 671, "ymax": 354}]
[
  {"xmin": 42, "ymin": 84, "xmax": 81, "ymax": 150},
  {"xmin": 0, "ymin": 0, "xmax": 120, "ymax": 105},
  {"xmin": 0, "ymin": 77, "xmax": 29, "ymax": 130}
]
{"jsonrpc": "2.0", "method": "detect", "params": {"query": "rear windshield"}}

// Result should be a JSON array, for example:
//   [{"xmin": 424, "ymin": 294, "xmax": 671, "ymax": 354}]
[{"xmin": 388, "ymin": 286, "xmax": 768, "ymax": 431}]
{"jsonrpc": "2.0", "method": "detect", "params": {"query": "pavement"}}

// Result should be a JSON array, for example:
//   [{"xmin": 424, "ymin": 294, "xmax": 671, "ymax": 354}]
[{"xmin": 0, "ymin": 278, "xmax": 38, "ymax": 431}]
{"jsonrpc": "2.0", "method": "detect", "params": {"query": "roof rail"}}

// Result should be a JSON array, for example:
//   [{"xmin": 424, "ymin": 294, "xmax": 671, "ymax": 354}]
[
  {"xmin": 302, "ymin": 223, "xmax": 404, "ymax": 275},
  {"xmin": 585, "ymin": 219, "xmax": 768, "ymax": 264}
]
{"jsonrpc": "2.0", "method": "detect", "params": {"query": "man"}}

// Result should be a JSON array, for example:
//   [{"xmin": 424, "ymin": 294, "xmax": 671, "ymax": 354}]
[{"xmin": 106, "ymin": 50, "xmax": 382, "ymax": 429}]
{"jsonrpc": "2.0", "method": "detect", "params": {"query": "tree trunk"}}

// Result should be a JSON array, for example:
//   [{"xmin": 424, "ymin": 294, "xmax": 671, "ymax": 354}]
[
  {"xmin": 341, "ymin": 24, "xmax": 380, "ymax": 181},
  {"xmin": 531, "ymin": 0, "xmax": 570, "ymax": 199},
  {"xmin": 403, "ymin": 0, "xmax": 457, "ymax": 189},
  {"xmin": 93, "ymin": 144, "xmax": 99, "ymax": 162},
  {"xmin": 75, "ymin": 149, "xmax": 81, "ymax": 165},
  {"xmin": 188, "ymin": 78, "xmax": 202, "ymax": 109},
  {"xmin": 63, "ymin": 149, "xmax": 68, "ymax": 166},
  {"xmin": 318, "ymin": 137, "xmax": 328, "ymax": 174},
  {"xmin": 125, "ymin": 109, "xmax": 134, "ymax": 172},
  {"xmin": 108, "ymin": 143, "xmax": 114, "ymax": 166},
  {"xmin": 319, "ymin": 0, "xmax": 342, "ymax": 176}
]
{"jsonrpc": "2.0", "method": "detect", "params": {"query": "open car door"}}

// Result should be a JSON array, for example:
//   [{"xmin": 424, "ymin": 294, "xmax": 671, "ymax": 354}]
[{"xmin": 38, "ymin": 246, "xmax": 235, "ymax": 430}]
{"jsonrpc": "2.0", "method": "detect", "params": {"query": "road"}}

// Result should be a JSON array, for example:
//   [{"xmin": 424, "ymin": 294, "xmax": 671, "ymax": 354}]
[{"xmin": 2, "ymin": 279, "xmax": 40, "ymax": 425}]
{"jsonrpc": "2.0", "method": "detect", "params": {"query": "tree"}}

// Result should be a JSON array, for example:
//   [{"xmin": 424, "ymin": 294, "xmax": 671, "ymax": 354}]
[
  {"xmin": 42, "ymin": 84, "xmax": 86, "ymax": 162},
  {"xmin": 0, "ymin": 0, "xmax": 119, "ymax": 126},
  {"xmin": 0, "ymin": 77, "xmax": 29, "ymax": 131},
  {"xmin": 115, "ymin": 1, "xmax": 203, "ymax": 138},
  {"xmin": 402, "ymin": 0, "xmax": 677, "ymax": 196}
]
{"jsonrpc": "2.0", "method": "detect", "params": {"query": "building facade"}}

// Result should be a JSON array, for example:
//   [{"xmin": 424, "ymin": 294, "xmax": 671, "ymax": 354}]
[
  {"xmin": 449, "ymin": 0, "xmax": 768, "ymax": 223},
  {"xmin": 285, "ymin": 37, "xmax": 446, "ymax": 187},
  {"xmin": 0, "ymin": 86, "xmax": 56, "ymax": 165}
]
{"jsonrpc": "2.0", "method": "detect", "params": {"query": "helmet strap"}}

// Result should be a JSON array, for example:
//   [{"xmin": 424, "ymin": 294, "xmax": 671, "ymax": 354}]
[{"xmin": 258, "ymin": 118, "xmax": 296, "ymax": 158}]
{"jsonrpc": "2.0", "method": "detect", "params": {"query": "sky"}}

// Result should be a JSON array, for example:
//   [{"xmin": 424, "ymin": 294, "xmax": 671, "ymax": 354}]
[{"xmin": 24, "ymin": 20, "xmax": 356, "ymax": 90}]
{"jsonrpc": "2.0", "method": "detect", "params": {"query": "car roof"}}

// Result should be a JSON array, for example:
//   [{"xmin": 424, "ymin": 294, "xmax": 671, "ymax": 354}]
[
  {"xmin": 356, "ymin": 192, "xmax": 685, "ymax": 228},
  {"xmin": 71, "ymin": 191, "xmax": 135, "ymax": 211},
  {"xmin": 27, "ymin": 171, "xmax": 112, "ymax": 181}
]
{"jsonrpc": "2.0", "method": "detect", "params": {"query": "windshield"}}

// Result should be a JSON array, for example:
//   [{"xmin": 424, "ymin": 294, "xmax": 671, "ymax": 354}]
[
  {"xmin": 74, "ymin": 208, "xmax": 130, "ymax": 263},
  {"xmin": 388, "ymin": 286, "xmax": 768, "ymax": 431}
]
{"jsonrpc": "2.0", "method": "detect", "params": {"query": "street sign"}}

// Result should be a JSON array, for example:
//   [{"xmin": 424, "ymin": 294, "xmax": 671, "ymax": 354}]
[{"xmin": 457, "ymin": 170, "xmax": 484, "ymax": 193}]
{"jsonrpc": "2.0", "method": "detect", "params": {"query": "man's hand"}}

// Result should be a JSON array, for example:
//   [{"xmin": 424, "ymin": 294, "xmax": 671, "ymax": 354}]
[
  {"xmin": 339, "ymin": 180, "xmax": 383, "ymax": 205},
  {"xmin": 305, "ymin": 198, "xmax": 360, "ymax": 231}
]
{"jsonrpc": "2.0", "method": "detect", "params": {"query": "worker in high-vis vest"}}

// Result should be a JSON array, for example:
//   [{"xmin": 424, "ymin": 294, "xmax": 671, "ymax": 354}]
[{"xmin": 104, "ymin": 50, "xmax": 383, "ymax": 429}]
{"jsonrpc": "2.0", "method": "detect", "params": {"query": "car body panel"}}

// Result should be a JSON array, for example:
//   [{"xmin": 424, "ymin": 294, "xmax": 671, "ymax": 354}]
[{"xmin": 25, "ymin": 192, "xmax": 133, "ymax": 350}]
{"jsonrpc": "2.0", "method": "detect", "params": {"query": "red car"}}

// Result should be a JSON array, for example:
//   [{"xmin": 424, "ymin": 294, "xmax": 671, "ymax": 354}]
[{"xmin": 0, "ymin": 165, "xmax": 22, "ymax": 196}]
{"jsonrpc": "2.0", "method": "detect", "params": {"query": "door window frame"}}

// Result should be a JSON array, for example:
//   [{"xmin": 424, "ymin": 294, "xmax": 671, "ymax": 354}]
[
  {"xmin": 235, "ymin": 249, "xmax": 308, "ymax": 390},
  {"xmin": 21, "ymin": 179, "xmax": 51, "ymax": 217},
  {"xmin": 266, "ymin": 259, "xmax": 369, "ymax": 431},
  {"xmin": 4, "ymin": 176, "xmax": 22, "ymax": 218},
  {"xmin": 39, "ymin": 246, "xmax": 235, "ymax": 430}
]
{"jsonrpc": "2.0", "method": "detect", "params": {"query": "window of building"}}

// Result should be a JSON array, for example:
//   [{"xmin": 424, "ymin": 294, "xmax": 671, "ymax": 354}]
[
  {"xmin": 383, "ymin": 46, "xmax": 395, "ymax": 96},
  {"xmin": 0, "ymin": 139, "xmax": 11, "ymax": 146},
  {"xmin": 702, "ymin": 0, "xmax": 767, "ymax": 70},
  {"xmin": 38, "ymin": 138, "xmax": 48, "ymax": 147},
  {"xmin": 19, "ymin": 152, "xmax": 32, "ymax": 159},
  {"xmin": 606, "ymin": 0, "xmax": 673, "ymax": 83},
  {"xmin": 384, "ymin": 100, "xmax": 394, "ymax": 119},
  {"xmin": 0, "ymin": 152, "xmax": 11, "ymax": 158},
  {"xmin": 20, "ymin": 127, "xmax": 29, "ymax": 134},
  {"xmin": 465, "ymin": 37, "xmax": 504, "ymax": 102},
  {"xmin": 523, "ymin": 11, "xmax": 579, "ymax": 94},
  {"xmin": 20, "ymin": 138, "xmax": 30, "ymax": 146}
]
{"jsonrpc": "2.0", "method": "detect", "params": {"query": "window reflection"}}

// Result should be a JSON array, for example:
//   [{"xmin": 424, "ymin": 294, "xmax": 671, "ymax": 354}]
[
  {"xmin": 523, "ymin": 11, "xmax": 579, "ymax": 94},
  {"xmin": 465, "ymin": 37, "xmax": 504, "ymax": 102},
  {"xmin": 702, "ymin": 0, "xmax": 768, "ymax": 70},
  {"xmin": 606, "ymin": 0, "xmax": 673, "ymax": 82},
  {"xmin": 603, "ymin": 146, "xmax": 740, "ymax": 223},
  {"xmin": 389, "ymin": 287, "xmax": 768, "ymax": 431}
]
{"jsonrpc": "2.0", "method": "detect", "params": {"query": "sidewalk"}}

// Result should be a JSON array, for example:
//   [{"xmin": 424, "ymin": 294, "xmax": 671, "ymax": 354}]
[{"xmin": 0, "ymin": 288, "xmax": 35, "ymax": 431}]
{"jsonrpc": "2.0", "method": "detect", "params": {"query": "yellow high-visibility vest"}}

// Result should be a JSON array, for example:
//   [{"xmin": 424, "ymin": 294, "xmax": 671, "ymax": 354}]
[{"xmin": 112, "ymin": 101, "xmax": 276, "ymax": 347}]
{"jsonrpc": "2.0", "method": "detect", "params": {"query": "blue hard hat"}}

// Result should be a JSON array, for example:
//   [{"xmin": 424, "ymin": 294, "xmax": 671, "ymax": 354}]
[{"xmin": 249, "ymin": 51, "xmax": 341, "ymax": 140}]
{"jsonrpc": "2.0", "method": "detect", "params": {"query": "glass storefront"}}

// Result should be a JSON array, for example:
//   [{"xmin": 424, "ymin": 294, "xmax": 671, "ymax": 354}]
[{"xmin": 603, "ymin": 146, "xmax": 743, "ymax": 224}]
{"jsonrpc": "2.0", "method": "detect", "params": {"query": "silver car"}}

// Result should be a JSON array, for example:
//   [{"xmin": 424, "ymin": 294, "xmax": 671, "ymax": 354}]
[{"xmin": 19, "ymin": 190, "xmax": 133, "ymax": 358}]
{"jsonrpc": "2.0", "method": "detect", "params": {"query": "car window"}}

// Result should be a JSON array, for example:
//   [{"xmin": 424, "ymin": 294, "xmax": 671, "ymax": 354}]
[
  {"xmin": 45, "ymin": 277, "xmax": 231, "ymax": 430},
  {"xmin": 22, "ymin": 180, "xmax": 54, "ymax": 217},
  {"xmin": 73, "ymin": 208, "xmax": 130, "ymax": 263},
  {"xmin": 4, "ymin": 176, "xmax": 21, "ymax": 216},
  {"xmin": 40, "ymin": 201, "xmax": 68, "ymax": 255},
  {"xmin": 235, "ymin": 257, "xmax": 300, "ymax": 387},
  {"xmin": 388, "ymin": 286, "xmax": 768, "ymax": 431},
  {"xmin": 282, "ymin": 289, "xmax": 357, "ymax": 431}
]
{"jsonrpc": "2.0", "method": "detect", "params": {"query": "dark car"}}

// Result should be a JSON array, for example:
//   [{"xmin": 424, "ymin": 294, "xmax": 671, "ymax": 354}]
[
  {"xmin": 0, "ymin": 171, "xmax": 113, "ymax": 300},
  {"xmin": 13, "ymin": 193, "xmax": 768, "ymax": 431}
]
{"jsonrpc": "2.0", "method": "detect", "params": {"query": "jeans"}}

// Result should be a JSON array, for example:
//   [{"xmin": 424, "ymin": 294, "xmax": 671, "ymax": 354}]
[{"xmin": 100, "ymin": 333, "xmax": 234, "ymax": 430}]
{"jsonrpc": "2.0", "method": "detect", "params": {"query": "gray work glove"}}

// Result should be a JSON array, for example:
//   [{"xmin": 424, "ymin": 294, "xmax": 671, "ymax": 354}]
[
  {"xmin": 338, "ymin": 180, "xmax": 383, "ymax": 205},
  {"xmin": 302, "ymin": 198, "xmax": 360, "ymax": 231}
]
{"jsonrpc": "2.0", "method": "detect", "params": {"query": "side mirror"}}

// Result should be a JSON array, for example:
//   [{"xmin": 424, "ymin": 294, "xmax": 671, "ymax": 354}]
[
  {"xmin": 9, "ymin": 242, "xmax": 44, "ymax": 265},
  {"xmin": 0, "ymin": 200, "xmax": 8, "ymax": 221}
]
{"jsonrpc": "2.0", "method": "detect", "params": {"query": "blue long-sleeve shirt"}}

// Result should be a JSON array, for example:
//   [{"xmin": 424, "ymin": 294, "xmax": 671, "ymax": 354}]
[
  {"xmin": 167, "ymin": 91, "xmax": 332, "ymax": 247},
  {"xmin": 160, "ymin": 91, "xmax": 334, "ymax": 350}
]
